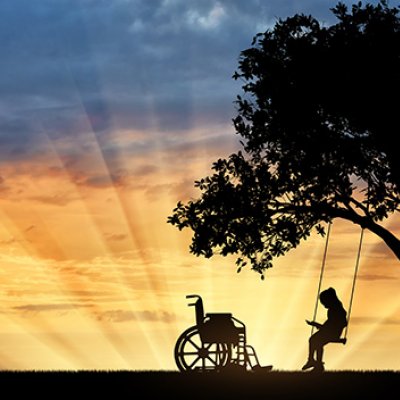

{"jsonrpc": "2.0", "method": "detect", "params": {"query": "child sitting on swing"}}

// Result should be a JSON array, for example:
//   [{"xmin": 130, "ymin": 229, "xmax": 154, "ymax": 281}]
[{"xmin": 302, "ymin": 287, "xmax": 347, "ymax": 372}]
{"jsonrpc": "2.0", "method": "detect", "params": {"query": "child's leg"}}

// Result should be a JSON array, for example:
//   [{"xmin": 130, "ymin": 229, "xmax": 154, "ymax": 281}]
[
  {"xmin": 316, "ymin": 344, "xmax": 324, "ymax": 364},
  {"xmin": 302, "ymin": 333, "xmax": 319, "ymax": 369},
  {"xmin": 313, "ymin": 331, "xmax": 331, "ymax": 364},
  {"xmin": 309, "ymin": 331, "xmax": 329, "ymax": 362},
  {"xmin": 303, "ymin": 330, "xmax": 334, "ymax": 370},
  {"xmin": 308, "ymin": 334, "xmax": 316, "ymax": 361}
]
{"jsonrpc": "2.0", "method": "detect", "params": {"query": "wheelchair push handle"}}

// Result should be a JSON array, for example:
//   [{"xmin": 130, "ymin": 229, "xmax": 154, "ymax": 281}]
[
  {"xmin": 186, "ymin": 294, "xmax": 202, "ymax": 307},
  {"xmin": 185, "ymin": 295, "xmax": 204, "ymax": 326}
]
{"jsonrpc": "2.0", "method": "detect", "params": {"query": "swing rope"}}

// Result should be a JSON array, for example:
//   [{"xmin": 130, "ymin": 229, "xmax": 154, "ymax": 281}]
[
  {"xmin": 311, "ymin": 222, "xmax": 332, "ymax": 337},
  {"xmin": 343, "ymin": 227, "xmax": 364, "ymax": 340},
  {"xmin": 311, "ymin": 222, "xmax": 365, "ymax": 341}
]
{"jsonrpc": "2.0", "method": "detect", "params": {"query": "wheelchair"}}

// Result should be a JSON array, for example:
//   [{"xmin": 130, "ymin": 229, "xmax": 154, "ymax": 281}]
[{"xmin": 174, "ymin": 295, "xmax": 272, "ymax": 372}]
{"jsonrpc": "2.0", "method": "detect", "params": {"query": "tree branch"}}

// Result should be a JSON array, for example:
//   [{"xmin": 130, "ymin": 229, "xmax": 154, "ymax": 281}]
[
  {"xmin": 271, "ymin": 201, "xmax": 400, "ymax": 260},
  {"xmin": 348, "ymin": 196, "xmax": 370, "ymax": 216},
  {"xmin": 329, "ymin": 207, "xmax": 400, "ymax": 260}
]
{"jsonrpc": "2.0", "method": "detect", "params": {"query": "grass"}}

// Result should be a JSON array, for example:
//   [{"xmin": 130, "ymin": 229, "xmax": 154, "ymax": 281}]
[{"xmin": 0, "ymin": 370, "xmax": 398, "ymax": 398}]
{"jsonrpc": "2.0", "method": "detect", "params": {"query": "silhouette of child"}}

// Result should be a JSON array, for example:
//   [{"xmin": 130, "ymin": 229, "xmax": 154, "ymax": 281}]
[{"xmin": 302, "ymin": 287, "xmax": 347, "ymax": 372}]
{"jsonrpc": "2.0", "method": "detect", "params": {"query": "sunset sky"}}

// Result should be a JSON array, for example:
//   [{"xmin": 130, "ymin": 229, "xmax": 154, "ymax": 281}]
[{"xmin": 1, "ymin": 0, "xmax": 400, "ymax": 371}]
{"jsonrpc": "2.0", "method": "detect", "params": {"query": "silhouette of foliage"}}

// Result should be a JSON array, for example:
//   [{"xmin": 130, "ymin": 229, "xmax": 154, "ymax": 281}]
[{"xmin": 168, "ymin": 1, "xmax": 400, "ymax": 277}]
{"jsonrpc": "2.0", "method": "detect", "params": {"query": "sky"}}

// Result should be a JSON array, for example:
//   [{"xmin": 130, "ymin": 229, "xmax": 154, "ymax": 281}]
[{"xmin": 1, "ymin": 0, "xmax": 400, "ymax": 371}]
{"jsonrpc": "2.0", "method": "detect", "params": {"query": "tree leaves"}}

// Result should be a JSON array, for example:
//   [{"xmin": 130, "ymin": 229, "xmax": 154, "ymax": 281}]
[{"xmin": 168, "ymin": 1, "xmax": 400, "ymax": 277}]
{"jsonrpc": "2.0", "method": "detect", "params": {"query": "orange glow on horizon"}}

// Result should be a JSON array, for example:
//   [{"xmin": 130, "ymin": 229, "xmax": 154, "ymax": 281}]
[{"xmin": 0, "ymin": 118, "xmax": 400, "ymax": 371}]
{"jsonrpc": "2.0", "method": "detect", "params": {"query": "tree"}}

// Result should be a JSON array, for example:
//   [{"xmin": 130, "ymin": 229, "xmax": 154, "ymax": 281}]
[{"xmin": 168, "ymin": 1, "xmax": 400, "ymax": 278}]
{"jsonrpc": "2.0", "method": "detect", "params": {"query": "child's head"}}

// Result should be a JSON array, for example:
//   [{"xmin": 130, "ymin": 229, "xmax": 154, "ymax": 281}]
[{"xmin": 319, "ymin": 287, "xmax": 339, "ymax": 308}]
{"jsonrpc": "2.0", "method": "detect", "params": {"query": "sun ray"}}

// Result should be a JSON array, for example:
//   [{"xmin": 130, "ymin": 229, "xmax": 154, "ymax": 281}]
[
  {"xmin": 36, "ymin": 65, "xmax": 171, "ymax": 367},
  {"xmin": 1, "ymin": 160, "xmax": 141, "ymax": 367},
  {"xmin": 40, "ymin": 134, "xmax": 164, "ymax": 367},
  {"xmin": 0, "ymin": 252, "xmax": 93, "ymax": 368}
]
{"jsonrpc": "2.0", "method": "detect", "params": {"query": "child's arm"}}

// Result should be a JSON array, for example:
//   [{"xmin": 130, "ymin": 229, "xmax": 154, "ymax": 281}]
[{"xmin": 305, "ymin": 320, "xmax": 323, "ymax": 329}]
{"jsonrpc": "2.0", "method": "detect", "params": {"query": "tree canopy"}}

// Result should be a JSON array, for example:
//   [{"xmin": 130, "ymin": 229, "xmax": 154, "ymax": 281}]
[{"xmin": 168, "ymin": 1, "xmax": 400, "ymax": 278}]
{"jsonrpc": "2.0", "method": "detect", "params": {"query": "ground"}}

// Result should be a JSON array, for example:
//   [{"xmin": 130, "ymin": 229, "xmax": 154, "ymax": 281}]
[{"xmin": 0, "ymin": 371, "xmax": 398, "ymax": 399}]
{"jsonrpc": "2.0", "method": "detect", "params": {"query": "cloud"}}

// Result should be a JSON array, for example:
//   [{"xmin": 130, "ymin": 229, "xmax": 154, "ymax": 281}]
[
  {"xmin": 6, "ymin": 289, "xmax": 113, "ymax": 299},
  {"xmin": 187, "ymin": 2, "xmax": 226, "ymax": 30},
  {"xmin": 1, "ymin": 0, "xmax": 364, "ymax": 169},
  {"xmin": 25, "ymin": 225, "xmax": 36, "ymax": 233},
  {"xmin": 0, "ymin": 175, "xmax": 8, "ymax": 192},
  {"xmin": 13, "ymin": 303, "xmax": 94, "ymax": 313},
  {"xmin": 0, "ymin": 237, "xmax": 23, "ymax": 246},
  {"xmin": 97, "ymin": 309, "xmax": 176, "ymax": 323},
  {"xmin": 28, "ymin": 192, "xmax": 79, "ymax": 207},
  {"xmin": 0, "ymin": 227, "xmax": 33, "ymax": 246},
  {"xmin": 367, "ymin": 241, "xmax": 398, "ymax": 259},
  {"xmin": 68, "ymin": 290, "xmax": 115, "ymax": 298},
  {"xmin": 357, "ymin": 273, "xmax": 398, "ymax": 281},
  {"xmin": 134, "ymin": 164, "xmax": 159, "ymax": 176},
  {"xmin": 106, "ymin": 233, "xmax": 128, "ymax": 242},
  {"xmin": 351, "ymin": 316, "xmax": 400, "ymax": 326},
  {"xmin": 0, "ymin": 0, "xmax": 382, "ymax": 230}
]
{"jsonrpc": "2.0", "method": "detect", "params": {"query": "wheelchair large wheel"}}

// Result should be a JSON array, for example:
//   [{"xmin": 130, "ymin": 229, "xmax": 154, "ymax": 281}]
[{"xmin": 174, "ymin": 326, "xmax": 232, "ymax": 372}]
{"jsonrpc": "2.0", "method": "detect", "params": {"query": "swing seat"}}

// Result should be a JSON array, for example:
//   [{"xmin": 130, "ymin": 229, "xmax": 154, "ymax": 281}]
[{"xmin": 330, "ymin": 337, "xmax": 347, "ymax": 345}]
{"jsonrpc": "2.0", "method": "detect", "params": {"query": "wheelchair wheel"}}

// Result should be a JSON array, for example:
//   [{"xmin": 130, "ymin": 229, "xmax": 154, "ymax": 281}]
[{"xmin": 174, "ymin": 326, "xmax": 232, "ymax": 372}]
